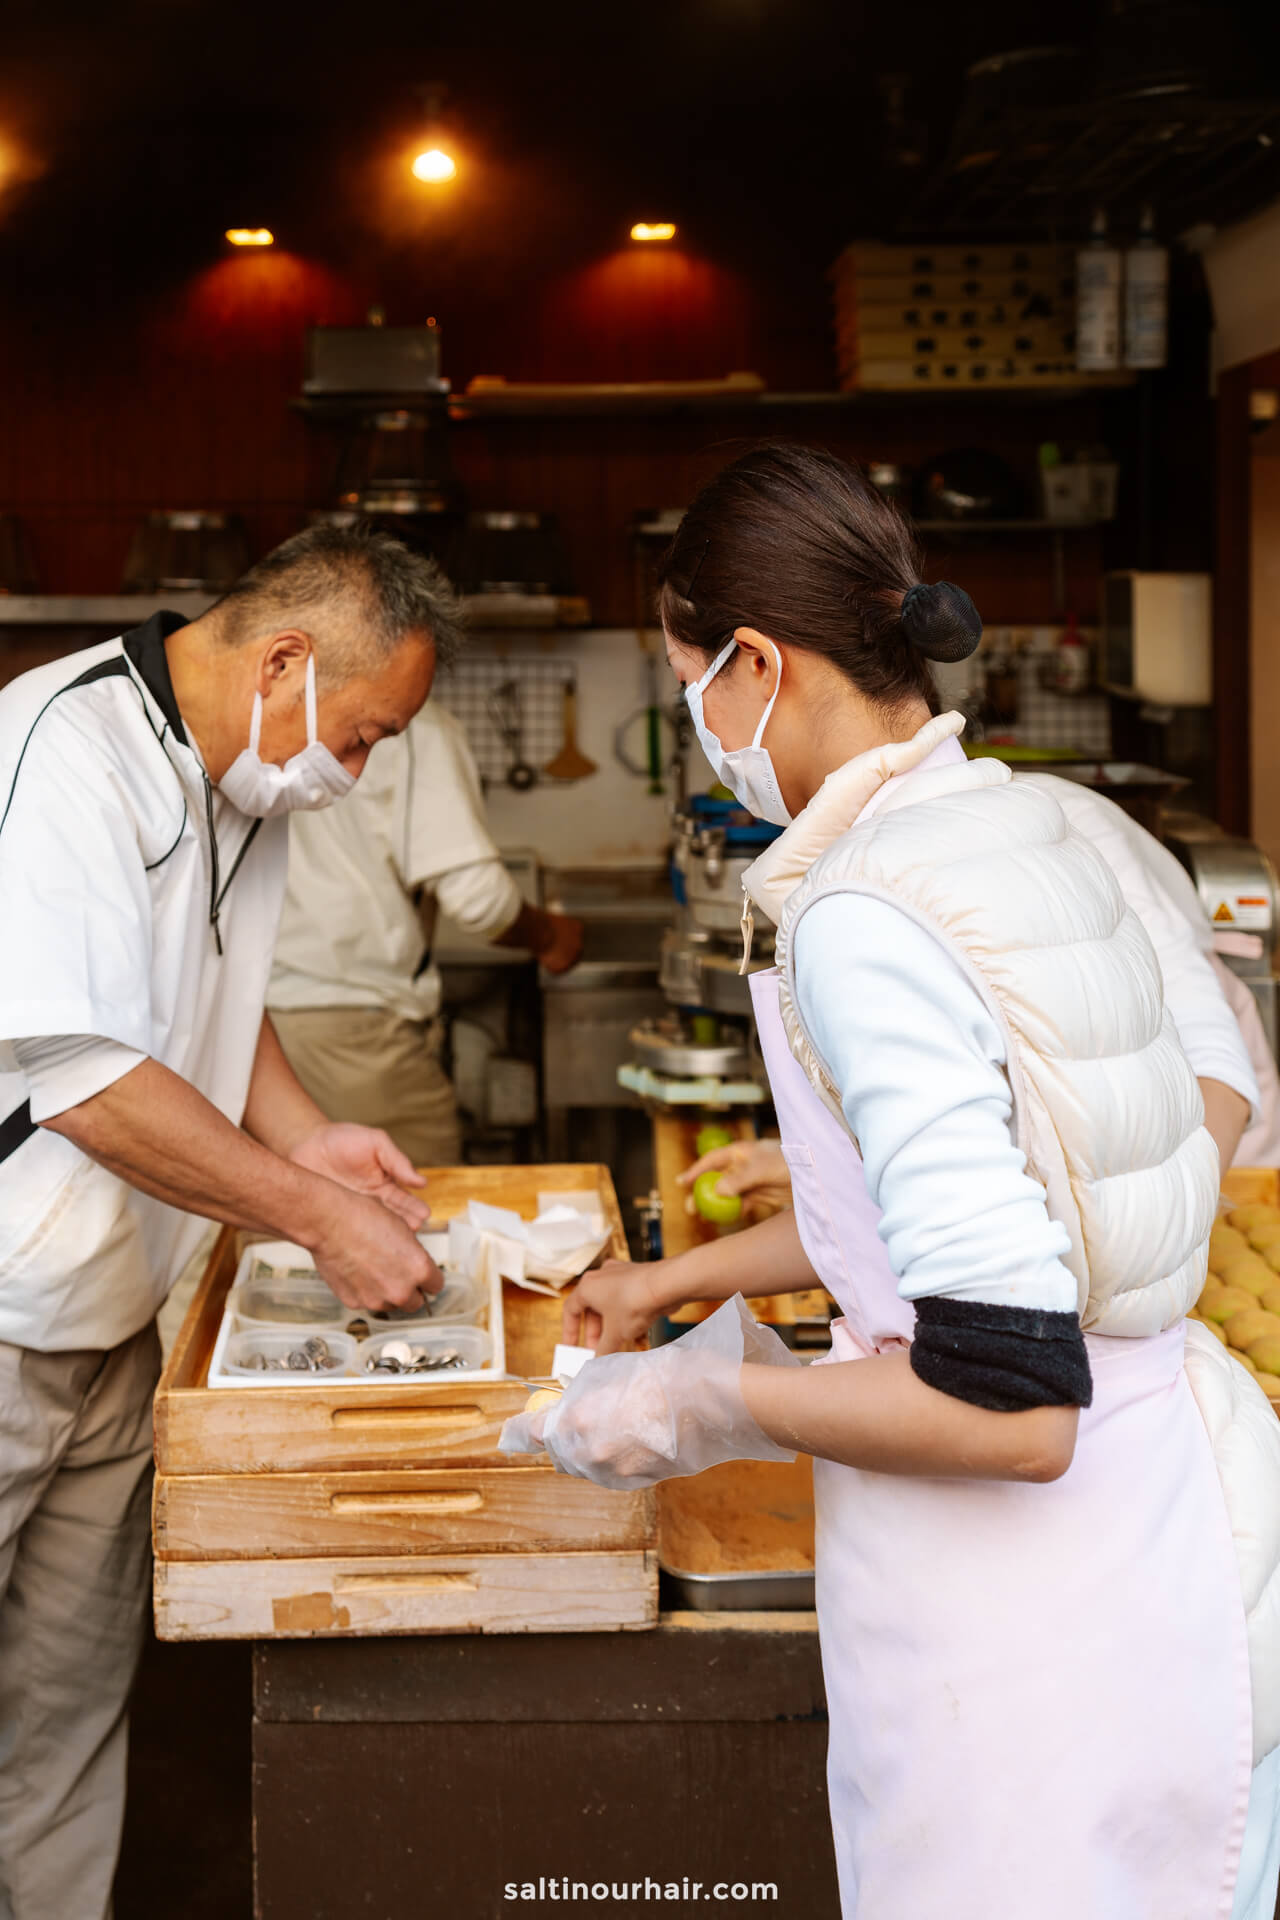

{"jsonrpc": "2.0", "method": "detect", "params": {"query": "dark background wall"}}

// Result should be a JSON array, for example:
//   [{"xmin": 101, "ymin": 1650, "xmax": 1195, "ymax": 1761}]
[{"xmin": 0, "ymin": 0, "xmax": 1254, "ymax": 616}]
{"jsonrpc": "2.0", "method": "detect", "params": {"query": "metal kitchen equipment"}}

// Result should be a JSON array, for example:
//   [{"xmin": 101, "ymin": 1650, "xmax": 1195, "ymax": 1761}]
[
  {"xmin": 121, "ymin": 511, "xmax": 249, "ymax": 592},
  {"xmin": 1164, "ymin": 814, "xmax": 1280, "ymax": 1059},
  {"xmin": 613, "ymin": 795, "xmax": 780, "ymax": 1109},
  {"xmin": 660, "ymin": 794, "xmax": 782, "ymax": 1017},
  {"xmin": 304, "ymin": 323, "xmax": 448, "ymax": 396},
  {"xmin": 452, "ymin": 511, "xmax": 571, "ymax": 597},
  {"xmin": 618, "ymin": 1016, "xmax": 765, "ymax": 1108},
  {"xmin": 296, "ymin": 319, "xmax": 464, "ymax": 567},
  {"xmin": 538, "ymin": 869, "xmax": 671, "ymax": 1171},
  {"xmin": 488, "ymin": 679, "xmax": 537, "ymax": 791}
]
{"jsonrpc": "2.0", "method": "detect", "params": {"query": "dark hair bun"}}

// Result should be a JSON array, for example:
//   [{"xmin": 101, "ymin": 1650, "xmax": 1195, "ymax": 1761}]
[{"xmin": 900, "ymin": 580, "xmax": 982, "ymax": 663}]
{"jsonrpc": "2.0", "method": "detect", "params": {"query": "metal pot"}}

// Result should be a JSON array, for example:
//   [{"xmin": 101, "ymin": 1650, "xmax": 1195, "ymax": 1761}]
[
  {"xmin": 452, "ymin": 512, "xmax": 571, "ymax": 597},
  {"xmin": 121, "ymin": 511, "xmax": 249, "ymax": 593}
]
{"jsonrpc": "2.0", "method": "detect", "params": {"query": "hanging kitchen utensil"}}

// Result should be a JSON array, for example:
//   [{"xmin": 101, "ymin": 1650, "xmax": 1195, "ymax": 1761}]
[
  {"xmin": 543, "ymin": 682, "xmax": 597, "ymax": 782},
  {"xmin": 489, "ymin": 680, "xmax": 537, "ymax": 791},
  {"xmin": 614, "ymin": 701, "xmax": 679, "ymax": 783}
]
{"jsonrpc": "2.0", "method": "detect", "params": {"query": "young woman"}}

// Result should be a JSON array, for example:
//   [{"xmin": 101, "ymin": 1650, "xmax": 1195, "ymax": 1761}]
[{"xmin": 502, "ymin": 445, "xmax": 1280, "ymax": 1919}]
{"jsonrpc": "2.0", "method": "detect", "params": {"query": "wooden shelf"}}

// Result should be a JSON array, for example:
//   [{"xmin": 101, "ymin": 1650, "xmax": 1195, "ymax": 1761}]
[
  {"xmin": 915, "ymin": 518, "xmax": 1104, "ymax": 534},
  {"xmin": 0, "ymin": 592, "xmax": 591, "ymax": 633},
  {"xmin": 447, "ymin": 386, "xmax": 1128, "ymax": 422}
]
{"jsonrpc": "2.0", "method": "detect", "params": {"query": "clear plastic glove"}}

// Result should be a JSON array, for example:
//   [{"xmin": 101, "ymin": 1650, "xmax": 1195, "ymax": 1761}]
[{"xmin": 499, "ymin": 1294, "xmax": 801, "ymax": 1490}]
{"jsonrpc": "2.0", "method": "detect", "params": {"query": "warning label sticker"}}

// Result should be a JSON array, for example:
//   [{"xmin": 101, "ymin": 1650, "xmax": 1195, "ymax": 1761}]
[
  {"xmin": 1213, "ymin": 896, "xmax": 1272, "ymax": 930},
  {"xmin": 1231, "ymin": 894, "xmax": 1273, "ymax": 932}
]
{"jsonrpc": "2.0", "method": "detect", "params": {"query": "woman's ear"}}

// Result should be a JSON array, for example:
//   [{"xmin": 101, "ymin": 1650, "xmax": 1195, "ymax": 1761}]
[{"xmin": 732, "ymin": 628, "xmax": 783, "ymax": 696}]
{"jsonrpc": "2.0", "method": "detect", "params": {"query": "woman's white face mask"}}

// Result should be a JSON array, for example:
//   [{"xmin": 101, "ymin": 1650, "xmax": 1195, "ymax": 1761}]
[
  {"xmin": 683, "ymin": 637, "xmax": 792, "ymax": 827},
  {"xmin": 218, "ymin": 653, "xmax": 356, "ymax": 819}
]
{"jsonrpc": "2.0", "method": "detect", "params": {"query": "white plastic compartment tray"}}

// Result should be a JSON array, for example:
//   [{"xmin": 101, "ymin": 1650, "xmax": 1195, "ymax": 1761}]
[{"xmin": 206, "ymin": 1233, "xmax": 507, "ymax": 1388}]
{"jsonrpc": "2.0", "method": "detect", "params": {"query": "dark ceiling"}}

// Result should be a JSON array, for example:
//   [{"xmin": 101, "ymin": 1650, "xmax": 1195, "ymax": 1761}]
[{"xmin": 3, "ymin": 0, "xmax": 1279, "ymax": 299}]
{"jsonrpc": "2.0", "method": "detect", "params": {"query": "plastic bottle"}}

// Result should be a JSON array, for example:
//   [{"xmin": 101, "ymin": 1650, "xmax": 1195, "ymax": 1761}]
[
  {"xmin": 1050, "ymin": 611, "xmax": 1091, "ymax": 694},
  {"xmin": 1124, "ymin": 206, "xmax": 1169, "ymax": 370},
  {"xmin": 1076, "ymin": 210, "xmax": 1122, "ymax": 372}
]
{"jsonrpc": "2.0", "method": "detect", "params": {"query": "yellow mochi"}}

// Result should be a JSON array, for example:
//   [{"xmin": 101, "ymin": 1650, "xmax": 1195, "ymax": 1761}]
[
  {"xmin": 1224, "ymin": 1308, "xmax": 1280, "ymax": 1351},
  {"xmin": 1201, "ymin": 1285, "xmax": 1263, "ymax": 1324},
  {"xmin": 1231, "ymin": 1349, "xmax": 1260, "ymax": 1376},
  {"xmin": 1249, "ymin": 1334, "xmax": 1280, "ymax": 1376},
  {"xmin": 1228, "ymin": 1204, "xmax": 1280, "ymax": 1234},
  {"xmin": 1210, "ymin": 1224, "xmax": 1251, "ymax": 1269},
  {"xmin": 1250, "ymin": 1223, "xmax": 1280, "ymax": 1255},
  {"xmin": 1216, "ymin": 1255, "xmax": 1273, "ymax": 1298}
]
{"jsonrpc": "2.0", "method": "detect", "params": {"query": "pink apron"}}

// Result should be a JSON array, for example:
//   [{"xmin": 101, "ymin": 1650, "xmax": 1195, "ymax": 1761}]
[{"xmin": 750, "ymin": 966, "xmax": 1254, "ymax": 1920}]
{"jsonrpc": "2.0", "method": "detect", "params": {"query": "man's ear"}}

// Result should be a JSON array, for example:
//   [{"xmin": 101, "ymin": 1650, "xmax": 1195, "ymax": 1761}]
[{"xmin": 258, "ymin": 630, "xmax": 312, "ymax": 695}]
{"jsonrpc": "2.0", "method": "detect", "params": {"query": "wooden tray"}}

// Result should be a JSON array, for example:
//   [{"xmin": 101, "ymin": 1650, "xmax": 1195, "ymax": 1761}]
[
  {"xmin": 155, "ymin": 1466, "xmax": 651, "ymax": 1560},
  {"xmin": 154, "ymin": 1164, "xmax": 625, "ymax": 1477},
  {"xmin": 156, "ymin": 1550, "xmax": 658, "ymax": 1640},
  {"xmin": 153, "ymin": 1164, "xmax": 659, "ymax": 1640}
]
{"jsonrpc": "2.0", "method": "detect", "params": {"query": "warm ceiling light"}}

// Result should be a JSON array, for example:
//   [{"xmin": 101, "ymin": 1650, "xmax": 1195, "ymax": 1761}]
[
  {"xmin": 412, "ymin": 148, "xmax": 457, "ymax": 183},
  {"xmin": 226, "ymin": 228, "xmax": 274, "ymax": 247},
  {"xmin": 630, "ymin": 222, "xmax": 677, "ymax": 243}
]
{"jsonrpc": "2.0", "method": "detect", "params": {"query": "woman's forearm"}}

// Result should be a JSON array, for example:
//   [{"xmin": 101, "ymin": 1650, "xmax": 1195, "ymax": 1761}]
[
  {"xmin": 654, "ymin": 1207, "xmax": 821, "ymax": 1311},
  {"xmin": 741, "ymin": 1347, "xmax": 1079, "ymax": 1483}
]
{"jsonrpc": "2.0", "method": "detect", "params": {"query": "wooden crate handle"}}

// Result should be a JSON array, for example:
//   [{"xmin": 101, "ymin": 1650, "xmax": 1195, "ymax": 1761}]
[
  {"xmin": 329, "ymin": 1489, "xmax": 485, "ymax": 1515},
  {"xmin": 329, "ymin": 1404, "xmax": 494, "ymax": 1435},
  {"xmin": 333, "ymin": 1569, "xmax": 477, "ymax": 1593}
]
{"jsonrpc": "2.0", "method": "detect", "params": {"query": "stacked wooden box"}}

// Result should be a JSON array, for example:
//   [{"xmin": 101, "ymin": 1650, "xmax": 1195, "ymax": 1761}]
[
  {"xmin": 153, "ymin": 1164, "xmax": 657, "ymax": 1640},
  {"xmin": 832, "ymin": 241, "xmax": 1128, "ymax": 392}
]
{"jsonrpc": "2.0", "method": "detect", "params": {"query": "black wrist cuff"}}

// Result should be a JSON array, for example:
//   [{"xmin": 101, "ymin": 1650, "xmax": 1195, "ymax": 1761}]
[{"xmin": 909, "ymin": 1296, "xmax": 1093, "ymax": 1413}]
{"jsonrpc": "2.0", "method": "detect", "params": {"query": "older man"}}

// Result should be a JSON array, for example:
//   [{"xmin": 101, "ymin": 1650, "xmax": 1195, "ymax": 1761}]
[{"xmin": 0, "ymin": 526, "xmax": 451, "ymax": 1920}]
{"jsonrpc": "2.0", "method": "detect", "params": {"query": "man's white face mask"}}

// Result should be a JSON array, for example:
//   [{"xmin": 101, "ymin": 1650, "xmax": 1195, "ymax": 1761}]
[
  {"xmin": 683, "ymin": 637, "xmax": 792, "ymax": 828},
  {"xmin": 218, "ymin": 653, "xmax": 356, "ymax": 819}
]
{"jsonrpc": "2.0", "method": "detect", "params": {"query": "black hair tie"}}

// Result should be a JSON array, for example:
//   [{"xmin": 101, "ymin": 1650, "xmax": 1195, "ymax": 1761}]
[{"xmin": 900, "ymin": 580, "xmax": 983, "ymax": 663}]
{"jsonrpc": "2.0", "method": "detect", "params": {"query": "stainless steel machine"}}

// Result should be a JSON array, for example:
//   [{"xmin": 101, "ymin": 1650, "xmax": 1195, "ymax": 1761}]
[
  {"xmin": 1164, "ymin": 814, "xmax": 1280, "ymax": 1060},
  {"xmin": 620, "ymin": 795, "xmax": 780, "ymax": 1108}
]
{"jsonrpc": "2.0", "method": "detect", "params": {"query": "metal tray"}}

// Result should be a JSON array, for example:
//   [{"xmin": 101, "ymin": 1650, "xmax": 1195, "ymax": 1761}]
[{"xmin": 659, "ymin": 1563, "xmax": 816, "ymax": 1612}]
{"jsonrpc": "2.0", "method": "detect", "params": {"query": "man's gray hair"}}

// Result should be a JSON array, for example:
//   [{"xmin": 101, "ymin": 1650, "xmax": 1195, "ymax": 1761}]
[{"xmin": 211, "ymin": 523, "xmax": 464, "ymax": 680}]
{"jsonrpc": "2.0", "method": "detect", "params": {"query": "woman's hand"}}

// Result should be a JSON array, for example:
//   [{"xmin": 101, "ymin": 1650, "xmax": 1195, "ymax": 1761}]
[
  {"xmin": 290, "ymin": 1122, "xmax": 430, "ymax": 1232},
  {"xmin": 503, "ymin": 1296, "xmax": 801, "ymax": 1488},
  {"xmin": 678, "ymin": 1138, "xmax": 793, "ymax": 1215},
  {"xmin": 562, "ymin": 1258, "xmax": 671, "ymax": 1354}
]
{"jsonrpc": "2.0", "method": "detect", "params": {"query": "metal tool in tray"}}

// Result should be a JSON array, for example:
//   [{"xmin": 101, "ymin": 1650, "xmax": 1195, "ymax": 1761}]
[{"xmin": 206, "ymin": 1235, "xmax": 506, "ymax": 1386}]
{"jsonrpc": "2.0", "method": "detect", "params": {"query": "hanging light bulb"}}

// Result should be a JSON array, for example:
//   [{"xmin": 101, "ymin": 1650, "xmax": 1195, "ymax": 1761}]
[
  {"xmin": 410, "ymin": 83, "xmax": 458, "ymax": 185},
  {"xmin": 225, "ymin": 228, "xmax": 275, "ymax": 247},
  {"xmin": 412, "ymin": 148, "xmax": 457, "ymax": 183},
  {"xmin": 630, "ymin": 222, "xmax": 677, "ymax": 243}
]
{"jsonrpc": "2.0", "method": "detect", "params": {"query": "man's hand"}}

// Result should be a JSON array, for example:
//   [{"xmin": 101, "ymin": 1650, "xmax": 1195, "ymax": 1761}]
[
  {"xmin": 306, "ymin": 1186, "xmax": 441, "ymax": 1312},
  {"xmin": 290, "ymin": 1122, "xmax": 429, "ymax": 1231},
  {"xmin": 40, "ymin": 1057, "xmax": 440, "ymax": 1313},
  {"xmin": 493, "ymin": 903, "xmax": 584, "ymax": 974},
  {"xmin": 562, "ymin": 1258, "xmax": 669, "ymax": 1354},
  {"xmin": 537, "ymin": 911, "xmax": 584, "ymax": 975}
]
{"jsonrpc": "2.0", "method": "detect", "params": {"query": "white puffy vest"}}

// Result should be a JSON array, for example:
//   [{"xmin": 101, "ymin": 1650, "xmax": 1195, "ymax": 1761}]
[{"xmin": 744, "ymin": 717, "xmax": 1280, "ymax": 1762}]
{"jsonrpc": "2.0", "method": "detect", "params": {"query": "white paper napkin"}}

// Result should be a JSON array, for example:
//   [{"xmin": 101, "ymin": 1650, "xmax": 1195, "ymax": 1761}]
[{"xmin": 447, "ymin": 1201, "xmax": 610, "ymax": 1295}]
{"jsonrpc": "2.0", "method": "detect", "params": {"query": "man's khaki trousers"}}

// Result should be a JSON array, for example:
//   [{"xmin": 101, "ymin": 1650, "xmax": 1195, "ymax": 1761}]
[
  {"xmin": 0, "ymin": 1322, "xmax": 160, "ymax": 1920},
  {"xmin": 271, "ymin": 1005, "xmax": 463, "ymax": 1168}
]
